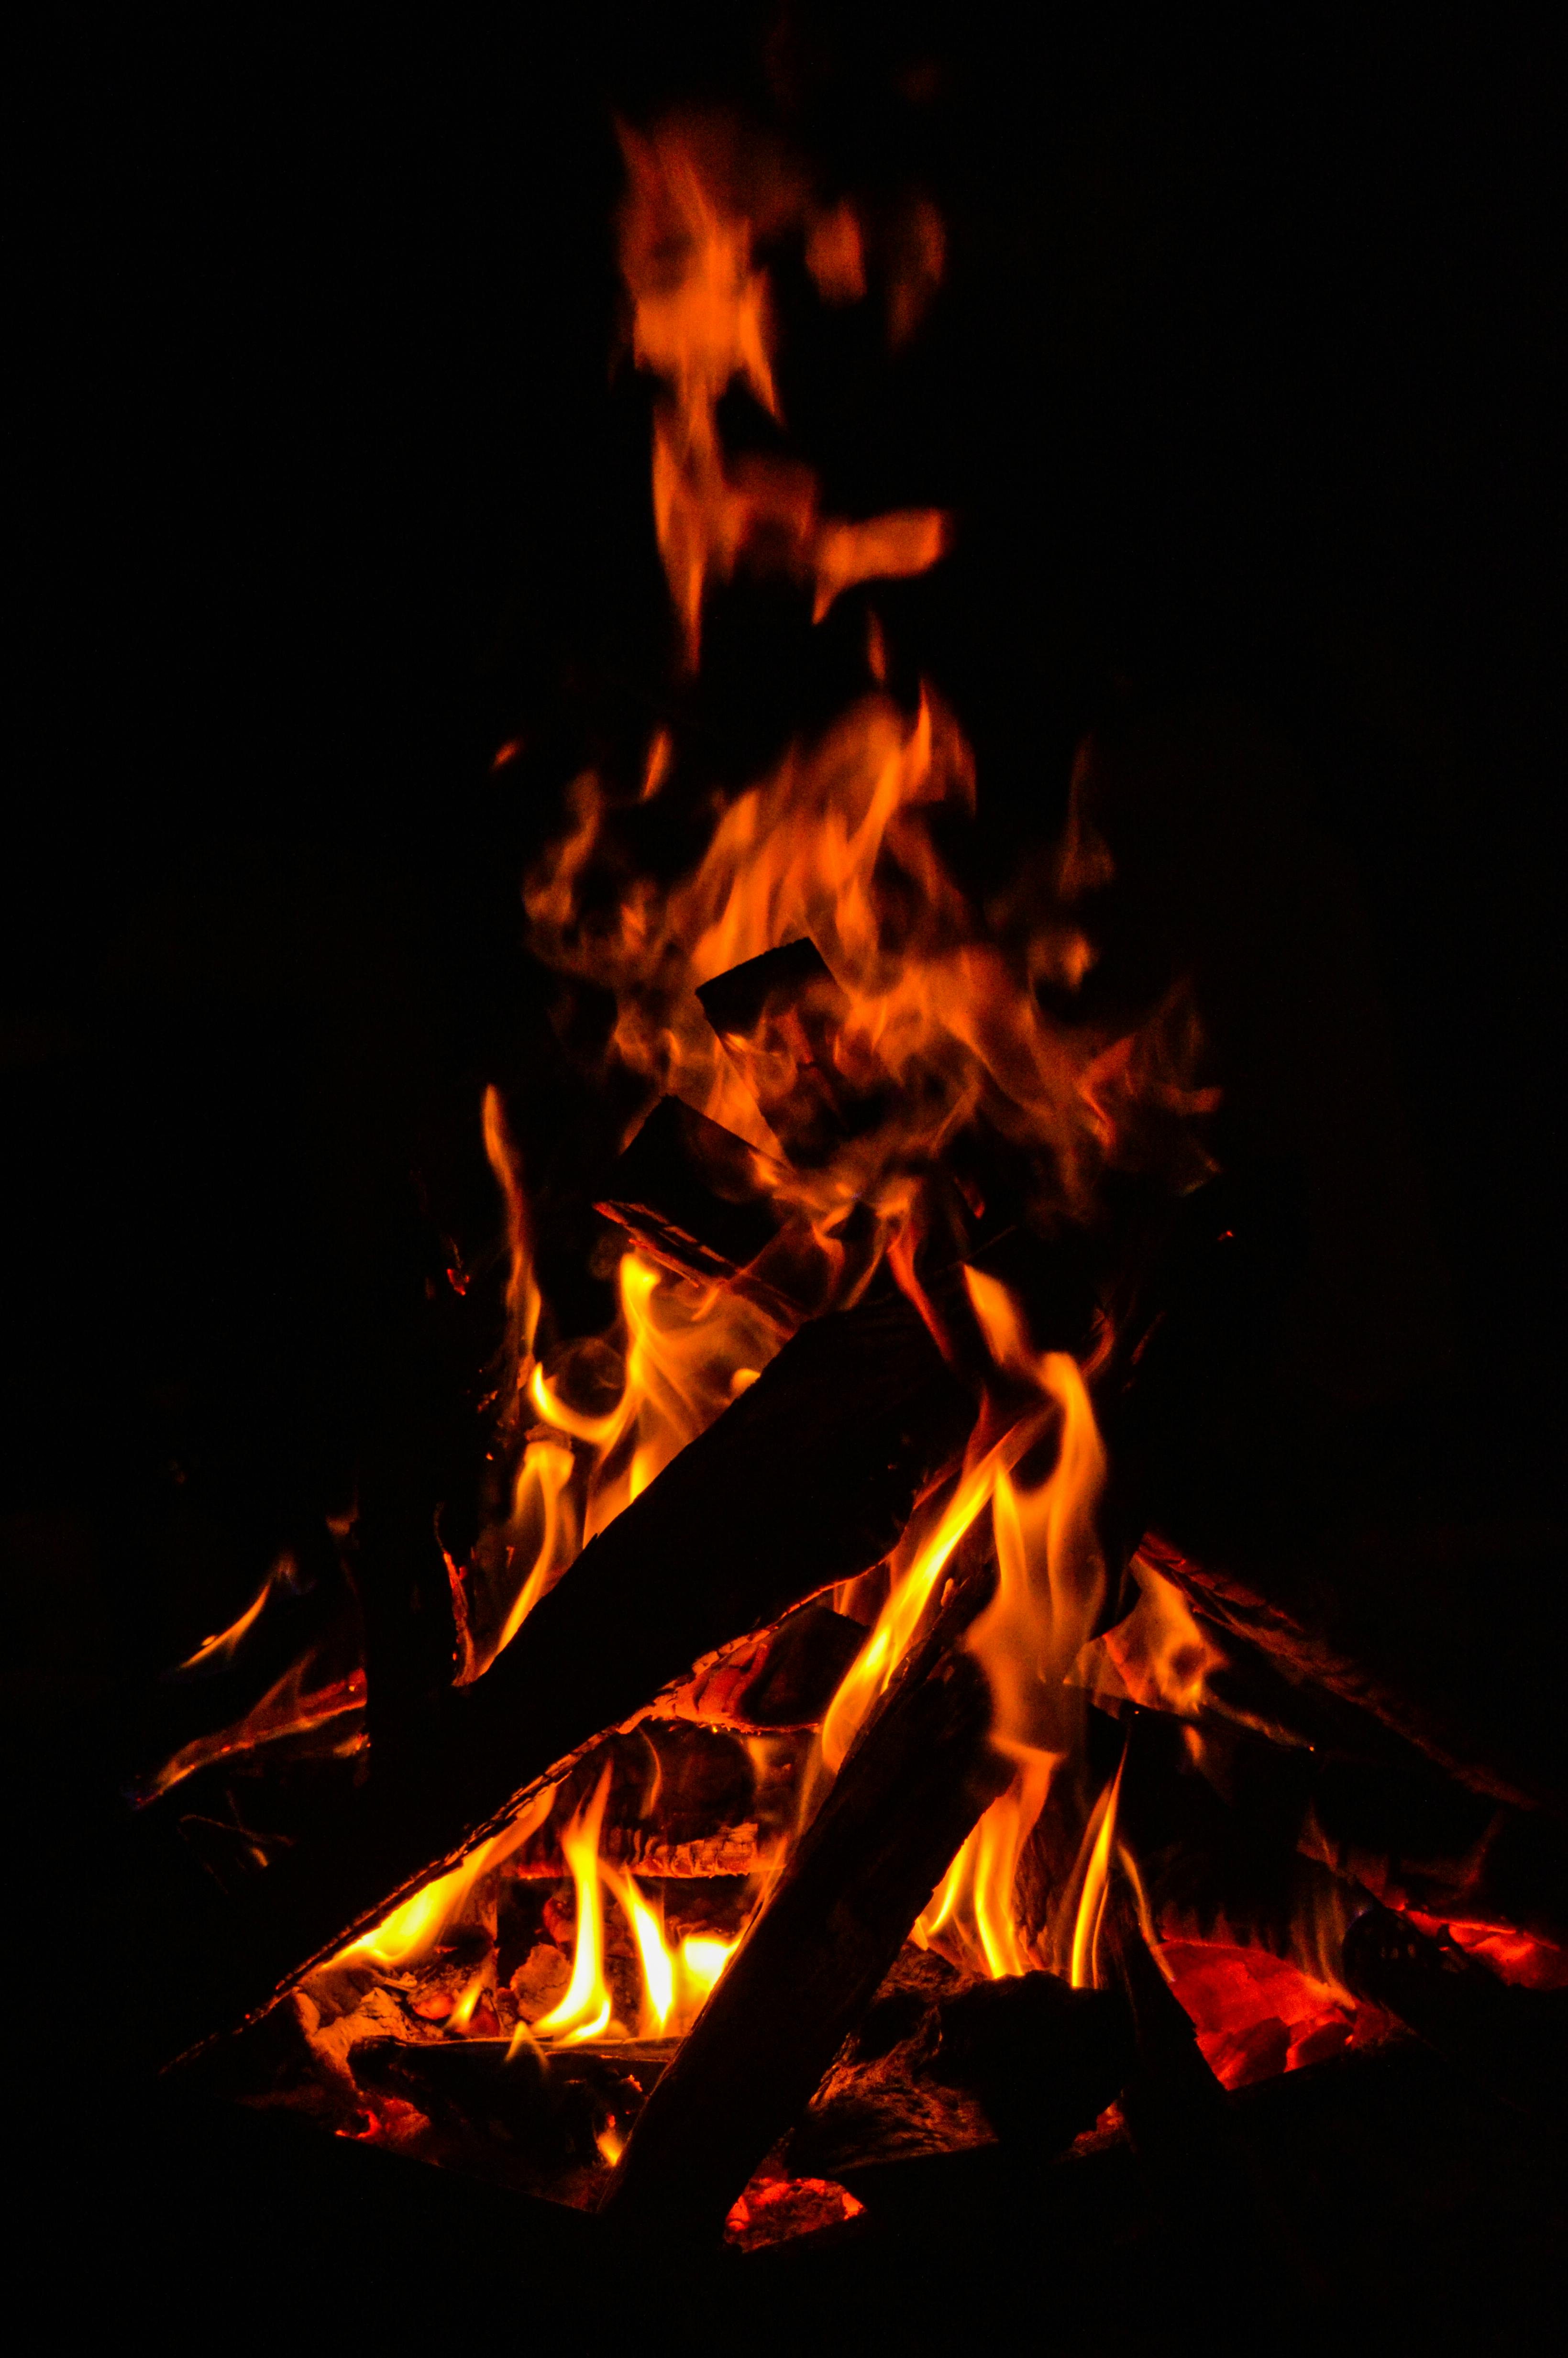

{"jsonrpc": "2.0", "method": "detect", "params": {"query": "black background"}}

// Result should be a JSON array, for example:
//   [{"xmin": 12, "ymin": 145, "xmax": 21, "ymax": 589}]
[{"xmin": 6, "ymin": 2, "xmax": 1562, "ymax": 1677}]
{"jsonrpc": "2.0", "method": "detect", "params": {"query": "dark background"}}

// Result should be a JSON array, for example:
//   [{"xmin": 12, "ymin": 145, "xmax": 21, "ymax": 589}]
[{"xmin": 6, "ymin": 2, "xmax": 1562, "ymax": 1701}]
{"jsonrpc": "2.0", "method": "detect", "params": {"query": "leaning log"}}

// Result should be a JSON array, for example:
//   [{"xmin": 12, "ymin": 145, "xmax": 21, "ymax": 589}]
[
  {"xmin": 600, "ymin": 1589, "xmax": 1011, "ymax": 2244},
  {"xmin": 1139, "ymin": 1525, "xmax": 1568, "ymax": 1817},
  {"xmin": 122, "ymin": 1280, "xmax": 972, "ymax": 2077}
]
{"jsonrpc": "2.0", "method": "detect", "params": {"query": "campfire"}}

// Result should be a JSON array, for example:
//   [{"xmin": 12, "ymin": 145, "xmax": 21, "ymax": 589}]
[{"xmin": 121, "ymin": 91, "xmax": 1567, "ymax": 2287}]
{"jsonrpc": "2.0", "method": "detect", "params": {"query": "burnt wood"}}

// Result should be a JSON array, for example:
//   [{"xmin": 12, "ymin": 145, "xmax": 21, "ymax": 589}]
[
  {"xmin": 126, "ymin": 1281, "xmax": 973, "ymax": 2076},
  {"xmin": 600, "ymin": 1595, "xmax": 1011, "ymax": 2243}
]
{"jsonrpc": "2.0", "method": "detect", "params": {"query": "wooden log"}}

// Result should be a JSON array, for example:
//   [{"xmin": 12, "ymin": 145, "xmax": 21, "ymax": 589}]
[
  {"xmin": 127, "ymin": 1279, "xmax": 973, "ymax": 2076},
  {"xmin": 1139, "ymin": 1524, "xmax": 1568, "ymax": 1817},
  {"xmin": 600, "ymin": 1588, "xmax": 1011, "ymax": 2244},
  {"xmin": 593, "ymin": 1094, "xmax": 794, "ymax": 1298}
]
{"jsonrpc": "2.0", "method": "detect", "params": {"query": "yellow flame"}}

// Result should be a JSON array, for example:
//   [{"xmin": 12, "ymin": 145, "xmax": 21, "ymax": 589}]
[
  {"xmin": 482, "ymin": 1085, "xmax": 541, "ymax": 1360},
  {"xmin": 913, "ymin": 1753, "xmax": 1053, "ymax": 1979},
  {"xmin": 1068, "ymin": 1756, "xmax": 1125, "ymax": 1991},
  {"xmin": 343, "ymin": 1785, "xmax": 554, "ymax": 1971},
  {"xmin": 535, "ymin": 1764, "xmax": 616, "ymax": 2041},
  {"xmin": 603, "ymin": 1865, "xmax": 677, "ymax": 2035},
  {"xmin": 680, "ymin": 1935, "xmax": 737, "ymax": 1995}
]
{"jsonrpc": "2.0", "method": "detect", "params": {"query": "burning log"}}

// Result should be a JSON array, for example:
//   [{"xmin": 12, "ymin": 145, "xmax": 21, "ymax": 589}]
[
  {"xmin": 137, "ymin": 1279, "xmax": 972, "ymax": 2073},
  {"xmin": 600, "ymin": 1589, "xmax": 1011, "ymax": 2244},
  {"xmin": 1340, "ymin": 1903, "xmax": 1568, "ymax": 2116}
]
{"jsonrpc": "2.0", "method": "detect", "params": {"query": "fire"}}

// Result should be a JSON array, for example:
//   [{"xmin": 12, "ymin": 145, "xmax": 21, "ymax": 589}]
[
  {"xmin": 1066, "ymin": 1755, "xmax": 1125, "ymax": 1990},
  {"xmin": 618, "ymin": 116, "xmax": 949, "ymax": 666},
  {"xmin": 344, "ymin": 1786, "xmax": 555, "ymax": 1971},
  {"xmin": 453, "ymin": 1105, "xmax": 788, "ymax": 1680},
  {"xmin": 534, "ymin": 1765, "xmax": 618, "ymax": 2041},
  {"xmin": 169, "ymin": 1551, "xmax": 294, "ymax": 1676},
  {"xmin": 824, "ymin": 1268, "xmax": 1112, "ymax": 1981}
]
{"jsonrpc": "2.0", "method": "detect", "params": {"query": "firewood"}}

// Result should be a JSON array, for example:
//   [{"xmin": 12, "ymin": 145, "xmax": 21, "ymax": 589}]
[
  {"xmin": 600, "ymin": 1585, "xmax": 1011, "ymax": 2244},
  {"xmin": 132, "ymin": 1278, "xmax": 973, "ymax": 2075},
  {"xmin": 1138, "ymin": 1525, "xmax": 1568, "ymax": 1816},
  {"xmin": 592, "ymin": 1094, "xmax": 794, "ymax": 1299},
  {"xmin": 695, "ymin": 937, "xmax": 868, "ymax": 1166}
]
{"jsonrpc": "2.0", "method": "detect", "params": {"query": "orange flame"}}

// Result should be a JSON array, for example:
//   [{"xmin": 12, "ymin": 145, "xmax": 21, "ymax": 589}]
[
  {"xmin": 618, "ymin": 117, "xmax": 950, "ymax": 664},
  {"xmin": 169, "ymin": 1552, "xmax": 296, "ymax": 1676}
]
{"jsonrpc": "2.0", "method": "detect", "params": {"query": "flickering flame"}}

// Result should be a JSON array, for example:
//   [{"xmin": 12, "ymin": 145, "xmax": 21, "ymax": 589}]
[
  {"xmin": 1067, "ymin": 1755, "xmax": 1125, "ymax": 1990},
  {"xmin": 535, "ymin": 1765, "xmax": 617, "ymax": 2041},
  {"xmin": 134, "ymin": 1654, "xmax": 364, "ymax": 1806},
  {"xmin": 618, "ymin": 116, "xmax": 950, "ymax": 665},
  {"xmin": 170, "ymin": 1553, "xmax": 296, "ymax": 1676},
  {"xmin": 602, "ymin": 1862, "xmax": 677, "ymax": 2034},
  {"xmin": 455, "ymin": 1118, "xmax": 787, "ymax": 1679},
  {"xmin": 823, "ymin": 1268, "xmax": 1110, "ymax": 1979},
  {"xmin": 915, "ymin": 1753, "xmax": 1054, "ymax": 1980},
  {"xmin": 1078, "ymin": 1550, "xmax": 1227, "ymax": 1720},
  {"xmin": 344, "ymin": 1786, "xmax": 555, "ymax": 1971}
]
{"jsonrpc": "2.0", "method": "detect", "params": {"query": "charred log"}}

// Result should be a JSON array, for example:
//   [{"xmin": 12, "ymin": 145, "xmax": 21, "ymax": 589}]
[
  {"xmin": 601, "ymin": 1593, "xmax": 1011, "ymax": 2244},
  {"xmin": 929, "ymin": 1971, "xmax": 1133, "ymax": 2149}
]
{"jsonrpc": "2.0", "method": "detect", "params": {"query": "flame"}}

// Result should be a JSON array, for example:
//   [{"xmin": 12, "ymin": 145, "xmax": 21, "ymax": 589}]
[
  {"xmin": 815, "ymin": 1267, "xmax": 1113, "ymax": 1984},
  {"xmin": 344, "ymin": 1785, "xmax": 555, "ymax": 1971},
  {"xmin": 914, "ymin": 1754, "xmax": 1053, "ymax": 1980},
  {"xmin": 1066, "ymin": 1755, "xmax": 1125, "ymax": 1990},
  {"xmin": 618, "ymin": 117, "xmax": 949, "ymax": 665},
  {"xmin": 1077, "ymin": 1550, "xmax": 1227, "ymax": 1719},
  {"xmin": 535, "ymin": 1764, "xmax": 617, "ymax": 2041},
  {"xmin": 134, "ymin": 1655, "xmax": 364, "ymax": 1807},
  {"xmin": 169, "ymin": 1552, "xmax": 296, "ymax": 1676},
  {"xmin": 602, "ymin": 1862, "xmax": 677, "ymax": 2034},
  {"xmin": 454, "ymin": 1190, "xmax": 788, "ymax": 1680},
  {"xmin": 679, "ymin": 1935, "xmax": 737, "ymax": 1994}
]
